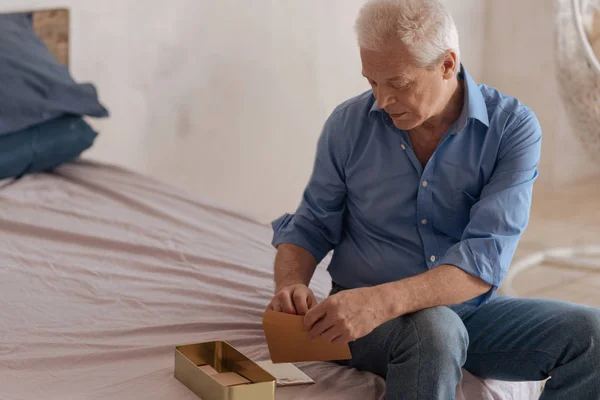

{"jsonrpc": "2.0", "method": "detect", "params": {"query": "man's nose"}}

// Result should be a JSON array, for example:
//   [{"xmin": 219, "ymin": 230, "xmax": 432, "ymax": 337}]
[{"xmin": 376, "ymin": 86, "xmax": 396, "ymax": 109}]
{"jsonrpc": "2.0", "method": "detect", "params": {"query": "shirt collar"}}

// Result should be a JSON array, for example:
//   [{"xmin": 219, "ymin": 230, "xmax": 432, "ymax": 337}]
[
  {"xmin": 368, "ymin": 64, "xmax": 490, "ymax": 130},
  {"xmin": 455, "ymin": 66, "xmax": 490, "ymax": 130}
]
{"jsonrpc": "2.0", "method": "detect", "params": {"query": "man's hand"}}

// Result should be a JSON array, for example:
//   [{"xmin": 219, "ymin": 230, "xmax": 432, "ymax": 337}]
[
  {"xmin": 267, "ymin": 284, "xmax": 318, "ymax": 315},
  {"xmin": 303, "ymin": 287, "xmax": 388, "ymax": 344}
]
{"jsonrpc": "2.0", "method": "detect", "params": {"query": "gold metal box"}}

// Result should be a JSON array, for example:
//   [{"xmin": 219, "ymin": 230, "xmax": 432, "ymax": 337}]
[{"xmin": 174, "ymin": 341, "xmax": 276, "ymax": 400}]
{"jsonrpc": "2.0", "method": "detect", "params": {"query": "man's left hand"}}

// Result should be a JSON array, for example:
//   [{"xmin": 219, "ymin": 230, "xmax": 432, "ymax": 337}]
[{"xmin": 303, "ymin": 286, "xmax": 388, "ymax": 344}]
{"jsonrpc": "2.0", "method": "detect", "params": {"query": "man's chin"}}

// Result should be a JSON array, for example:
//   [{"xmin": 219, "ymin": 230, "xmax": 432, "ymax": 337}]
[{"xmin": 391, "ymin": 118, "xmax": 421, "ymax": 131}]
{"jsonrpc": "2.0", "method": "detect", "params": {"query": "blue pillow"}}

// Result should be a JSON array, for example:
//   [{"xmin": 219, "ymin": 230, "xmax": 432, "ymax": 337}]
[
  {"xmin": 0, "ymin": 13, "xmax": 109, "ymax": 135},
  {"xmin": 0, "ymin": 115, "xmax": 98, "ymax": 180}
]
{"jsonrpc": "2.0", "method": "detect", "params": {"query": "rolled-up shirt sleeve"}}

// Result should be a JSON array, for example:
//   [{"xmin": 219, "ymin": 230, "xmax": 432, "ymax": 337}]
[
  {"xmin": 439, "ymin": 110, "xmax": 542, "ymax": 305},
  {"xmin": 271, "ymin": 110, "xmax": 348, "ymax": 263}
]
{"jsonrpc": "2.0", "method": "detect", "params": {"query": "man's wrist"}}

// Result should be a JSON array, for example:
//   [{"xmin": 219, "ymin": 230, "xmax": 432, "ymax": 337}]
[
  {"xmin": 274, "ymin": 280, "xmax": 307, "ymax": 294},
  {"xmin": 373, "ymin": 280, "xmax": 413, "ymax": 321}
]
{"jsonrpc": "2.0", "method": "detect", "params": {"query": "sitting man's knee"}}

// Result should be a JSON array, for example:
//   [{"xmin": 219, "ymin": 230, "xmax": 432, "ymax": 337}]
[
  {"xmin": 566, "ymin": 307, "xmax": 600, "ymax": 356},
  {"xmin": 390, "ymin": 306, "xmax": 468, "ymax": 364}
]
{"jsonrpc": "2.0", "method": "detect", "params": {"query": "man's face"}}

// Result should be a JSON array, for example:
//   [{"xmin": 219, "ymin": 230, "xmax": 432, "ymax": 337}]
[{"xmin": 360, "ymin": 40, "xmax": 451, "ymax": 131}]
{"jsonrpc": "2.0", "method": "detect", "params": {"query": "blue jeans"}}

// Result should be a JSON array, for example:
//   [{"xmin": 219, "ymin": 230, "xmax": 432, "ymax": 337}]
[{"xmin": 330, "ymin": 283, "xmax": 600, "ymax": 400}]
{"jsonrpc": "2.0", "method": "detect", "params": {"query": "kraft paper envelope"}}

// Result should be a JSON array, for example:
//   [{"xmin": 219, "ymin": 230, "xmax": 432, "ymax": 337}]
[{"xmin": 262, "ymin": 311, "xmax": 352, "ymax": 363}]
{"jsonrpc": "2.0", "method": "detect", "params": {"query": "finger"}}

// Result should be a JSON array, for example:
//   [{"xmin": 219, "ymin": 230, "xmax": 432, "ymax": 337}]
[
  {"xmin": 332, "ymin": 334, "xmax": 352, "ymax": 346},
  {"xmin": 304, "ymin": 303, "xmax": 326, "ymax": 330},
  {"xmin": 268, "ymin": 299, "xmax": 283, "ymax": 313},
  {"xmin": 279, "ymin": 293, "xmax": 297, "ymax": 314},
  {"xmin": 307, "ymin": 292, "xmax": 318, "ymax": 310},
  {"xmin": 293, "ymin": 290, "xmax": 309, "ymax": 315},
  {"xmin": 320, "ymin": 326, "xmax": 343, "ymax": 343},
  {"xmin": 309, "ymin": 315, "xmax": 334, "ymax": 339}
]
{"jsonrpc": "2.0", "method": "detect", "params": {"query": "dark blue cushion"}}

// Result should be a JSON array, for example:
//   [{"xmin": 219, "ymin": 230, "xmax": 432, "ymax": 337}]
[
  {"xmin": 0, "ymin": 13, "xmax": 109, "ymax": 135},
  {"xmin": 0, "ymin": 115, "xmax": 98, "ymax": 180}
]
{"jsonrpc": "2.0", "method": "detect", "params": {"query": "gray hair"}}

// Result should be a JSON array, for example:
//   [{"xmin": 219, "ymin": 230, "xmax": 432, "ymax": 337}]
[{"xmin": 355, "ymin": 0, "xmax": 461, "ymax": 71}]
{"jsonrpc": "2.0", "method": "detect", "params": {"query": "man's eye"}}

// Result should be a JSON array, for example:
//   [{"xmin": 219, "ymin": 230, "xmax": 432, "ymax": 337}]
[{"xmin": 392, "ymin": 82, "xmax": 410, "ymax": 90}]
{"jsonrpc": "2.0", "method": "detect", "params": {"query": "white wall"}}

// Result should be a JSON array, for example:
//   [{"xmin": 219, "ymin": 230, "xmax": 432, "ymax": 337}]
[
  {"xmin": 3, "ymin": 0, "xmax": 489, "ymax": 223},
  {"xmin": 483, "ymin": 0, "xmax": 600, "ymax": 188},
  {"xmin": 445, "ymin": 0, "xmax": 487, "ymax": 81}
]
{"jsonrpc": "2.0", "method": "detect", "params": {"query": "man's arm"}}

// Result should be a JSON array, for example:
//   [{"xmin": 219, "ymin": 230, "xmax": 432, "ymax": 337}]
[
  {"xmin": 376, "ymin": 265, "xmax": 491, "ymax": 319},
  {"xmin": 268, "ymin": 109, "xmax": 349, "ymax": 314},
  {"xmin": 273, "ymin": 243, "xmax": 318, "ymax": 292},
  {"xmin": 270, "ymin": 108, "xmax": 348, "ymax": 265},
  {"xmin": 267, "ymin": 244, "xmax": 319, "ymax": 314},
  {"xmin": 305, "ymin": 265, "xmax": 491, "ymax": 343}
]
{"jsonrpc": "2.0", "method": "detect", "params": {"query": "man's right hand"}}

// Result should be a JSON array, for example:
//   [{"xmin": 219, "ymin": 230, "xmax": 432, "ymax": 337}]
[{"xmin": 267, "ymin": 284, "xmax": 317, "ymax": 315}]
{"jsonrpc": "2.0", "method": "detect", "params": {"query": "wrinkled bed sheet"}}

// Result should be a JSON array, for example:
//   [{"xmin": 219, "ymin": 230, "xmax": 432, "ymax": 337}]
[{"xmin": 0, "ymin": 160, "xmax": 542, "ymax": 400}]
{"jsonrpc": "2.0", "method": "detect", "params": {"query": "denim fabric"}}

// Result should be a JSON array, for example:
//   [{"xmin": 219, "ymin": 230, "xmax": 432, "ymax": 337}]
[
  {"xmin": 330, "ymin": 283, "xmax": 600, "ymax": 400},
  {"xmin": 0, "ymin": 115, "xmax": 98, "ymax": 180},
  {"xmin": 0, "ymin": 13, "xmax": 108, "ymax": 134}
]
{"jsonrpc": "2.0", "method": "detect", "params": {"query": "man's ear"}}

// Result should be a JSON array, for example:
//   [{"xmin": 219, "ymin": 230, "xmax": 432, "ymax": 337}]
[{"xmin": 442, "ymin": 51, "xmax": 458, "ymax": 80}]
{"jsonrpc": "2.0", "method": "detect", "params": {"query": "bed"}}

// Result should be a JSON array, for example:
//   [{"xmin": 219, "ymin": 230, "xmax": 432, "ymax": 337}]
[{"xmin": 0, "ymin": 8, "xmax": 543, "ymax": 400}]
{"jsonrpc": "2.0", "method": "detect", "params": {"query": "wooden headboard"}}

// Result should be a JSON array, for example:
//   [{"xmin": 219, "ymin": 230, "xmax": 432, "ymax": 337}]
[{"xmin": 31, "ymin": 9, "xmax": 70, "ymax": 66}]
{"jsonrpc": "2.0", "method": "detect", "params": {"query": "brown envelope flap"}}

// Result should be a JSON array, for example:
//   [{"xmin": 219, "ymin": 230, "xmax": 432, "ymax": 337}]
[{"xmin": 262, "ymin": 311, "xmax": 351, "ymax": 363}]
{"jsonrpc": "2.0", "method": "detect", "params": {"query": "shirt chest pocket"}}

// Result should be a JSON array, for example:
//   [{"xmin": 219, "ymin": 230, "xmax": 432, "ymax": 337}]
[{"xmin": 347, "ymin": 167, "xmax": 417, "ymax": 227}]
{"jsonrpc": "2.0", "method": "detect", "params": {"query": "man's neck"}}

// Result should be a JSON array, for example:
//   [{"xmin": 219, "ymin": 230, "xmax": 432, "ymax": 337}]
[{"xmin": 418, "ymin": 76, "xmax": 464, "ymax": 136}]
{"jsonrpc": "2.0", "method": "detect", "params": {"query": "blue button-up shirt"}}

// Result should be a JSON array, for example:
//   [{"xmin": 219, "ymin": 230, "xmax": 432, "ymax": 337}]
[{"xmin": 271, "ymin": 68, "xmax": 541, "ymax": 306}]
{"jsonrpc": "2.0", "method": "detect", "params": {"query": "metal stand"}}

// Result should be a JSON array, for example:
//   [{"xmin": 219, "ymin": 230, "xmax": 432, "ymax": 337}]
[{"xmin": 502, "ymin": 245, "xmax": 600, "ymax": 296}]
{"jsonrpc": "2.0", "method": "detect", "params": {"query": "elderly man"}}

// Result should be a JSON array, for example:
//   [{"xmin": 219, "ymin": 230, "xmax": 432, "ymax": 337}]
[{"xmin": 267, "ymin": 0, "xmax": 600, "ymax": 398}]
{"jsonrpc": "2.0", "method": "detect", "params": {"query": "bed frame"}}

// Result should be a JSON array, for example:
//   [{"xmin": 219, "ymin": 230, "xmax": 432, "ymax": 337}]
[{"xmin": 31, "ymin": 8, "xmax": 70, "ymax": 66}]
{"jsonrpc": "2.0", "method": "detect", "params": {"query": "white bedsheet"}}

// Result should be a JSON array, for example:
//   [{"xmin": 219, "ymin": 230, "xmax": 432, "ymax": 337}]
[{"xmin": 0, "ymin": 161, "xmax": 542, "ymax": 399}]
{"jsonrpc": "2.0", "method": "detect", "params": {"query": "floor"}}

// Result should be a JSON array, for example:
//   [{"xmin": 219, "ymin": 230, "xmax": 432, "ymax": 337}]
[{"xmin": 500, "ymin": 179, "xmax": 600, "ymax": 307}]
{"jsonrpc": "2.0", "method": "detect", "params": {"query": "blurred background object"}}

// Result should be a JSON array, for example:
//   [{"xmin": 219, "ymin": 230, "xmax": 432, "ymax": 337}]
[{"xmin": 502, "ymin": 0, "xmax": 600, "ymax": 303}]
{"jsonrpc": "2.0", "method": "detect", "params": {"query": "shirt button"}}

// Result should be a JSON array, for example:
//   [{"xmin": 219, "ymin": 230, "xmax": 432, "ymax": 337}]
[
  {"xmin": 422, "ymin": 180, "xmax": 428, "ymax": 187},
  {"xmin": 430, "ymin": 255, "xmax": 436, "ymax": 262},
  {"xmin": 421, "ymin": 218, "xmax": 428, "ymax": 225},
  {"xmin": 401, "ymin": 144, "xmax": 406, "ymax": 150}
]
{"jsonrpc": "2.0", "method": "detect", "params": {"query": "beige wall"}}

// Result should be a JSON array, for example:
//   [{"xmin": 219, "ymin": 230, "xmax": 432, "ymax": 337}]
[
  {"xmin": 4, "ymin": 0, "xmax": 488, "ymax": 222},
  {"xmin": 483, "ymin": 0, "xmax": 600, "ymax": 189}
]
